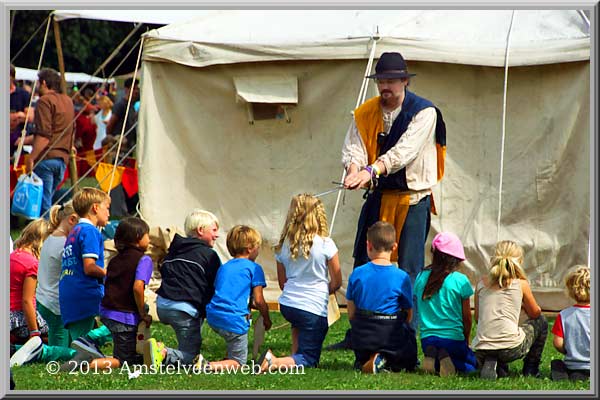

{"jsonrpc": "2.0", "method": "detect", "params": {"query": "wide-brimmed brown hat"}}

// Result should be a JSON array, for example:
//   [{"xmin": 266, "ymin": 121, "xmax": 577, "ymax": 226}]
[{"xmin": 366, "ymin": 52, "xmax": 417, "ymax": 79}]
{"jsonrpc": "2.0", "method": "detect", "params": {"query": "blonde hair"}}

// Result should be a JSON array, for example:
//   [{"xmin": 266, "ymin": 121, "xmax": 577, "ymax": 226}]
[
  {"xmin": 275, "ymin": 194, "xmax": 329, "ymax": 260},
  {"xmin": 488, "ymin": 240, "xmax": 527, "ymax": 288},
  {"xmin": 565, "ymin": 265, "xmax": 590, "ymax": 303},
  {"xmin": 98, "ymin": 95, "xmax": 113, "ymax": 110},
  {"xmin": 14, "ymin": 219, "xmax": 50, "ymax": 259},
  {"xmin": 73, "ymin": 187, "xmax": 110, "ymax": 218},
  {"xmin": 48, "ymin": 201, "xmax": 76, "ymax": 233},
  {"xmin": 226, "ymin": 225, "xmax": 262, "ymax": 257},
  {"xmin": 184, "ymin": 209, "xmax": 219, "ymax": 238}
]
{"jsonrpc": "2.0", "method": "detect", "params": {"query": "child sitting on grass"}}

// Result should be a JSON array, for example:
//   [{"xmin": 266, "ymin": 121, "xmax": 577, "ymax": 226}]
[
  {"xmin": 471, "ymin": 240, "xmax": 548, "ymax": 380},
  {"xmin": 414, "ymin": 232, "xmax": 477, "ymax": 376},
  {"xmin": 345, "ymin": 221, "xmax": 417, "ymax": 374},
  {"xmin": 10, "ymin": 219, "xmax": 51, "ymax": 344},
  {"xmin": 550, "ymin": 265, "xmax": 590, "ymax": 381},
  {"xmin": 195, "ymin": 225, "xmax": 272, "ymax": 373}
]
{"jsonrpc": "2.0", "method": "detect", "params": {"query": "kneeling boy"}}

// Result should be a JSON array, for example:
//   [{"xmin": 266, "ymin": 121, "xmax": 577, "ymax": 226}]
[
  {"xmin": 346, "ymin": 221, "xmax": 418, "ymax": 374},
  {"xmin": 197, "ymin": 225, "xmax": 272, "ymax": 372}
]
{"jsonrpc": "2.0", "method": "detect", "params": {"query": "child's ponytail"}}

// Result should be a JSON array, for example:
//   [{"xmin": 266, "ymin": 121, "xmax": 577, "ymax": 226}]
[
  {"xmin": 488, "ymin": 240, "xmax": 527, "ymax": 288},
  {"xmin": 48, "ymin": 201, "xmax": 76, "ymax": 234}
]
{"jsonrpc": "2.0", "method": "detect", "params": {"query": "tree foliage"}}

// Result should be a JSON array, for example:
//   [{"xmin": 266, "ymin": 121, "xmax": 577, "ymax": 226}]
[{"xmin": 10, "ymin": 10, "xmax": 160, "ymax": 77}]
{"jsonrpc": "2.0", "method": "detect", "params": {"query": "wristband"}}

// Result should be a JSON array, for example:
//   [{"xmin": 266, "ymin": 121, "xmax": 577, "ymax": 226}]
[
  {"xmin": 371, "ymin": 163, "xmax": 381, "ymax": 177},
  {"xmin": 29, "ymin": 330, "xmax": 41, "ymax": 337},
  {"xmin": 363, "ymin": 165, "xmax": 374, "ymax": 177}
]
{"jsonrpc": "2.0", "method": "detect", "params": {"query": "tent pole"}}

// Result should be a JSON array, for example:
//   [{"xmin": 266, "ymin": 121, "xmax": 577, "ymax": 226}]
[
  {"xmin": 53, "ymin": 15, "xmax": 79, "ymax": 190},
  {"xmin": 52, "ymin": 16, "xmax": 67, "ymax": 94},
  {"xmin": 330, "ymin": 37, "xmax": 379, "ymax": 236}
]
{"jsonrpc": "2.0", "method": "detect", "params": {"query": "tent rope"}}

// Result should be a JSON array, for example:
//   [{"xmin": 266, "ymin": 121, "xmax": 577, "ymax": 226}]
[
  {"xmin": 10, "ymin": 14, "xmax": 50, "ymax": 64},
  {"xmin": 69, "ymin": 20, "xmax": 143, "ymax": 101},
  {"xmin": 16, "ymin": 33, "xmax": 142, "ymax": 175},
  {"xmin": 107, "ymin": 35, "xmax": 145, "ymax": 193},
  {"xmin": 497, "ymin": 10, "xmax": 516, "ymax": 241},
  {"xmin": 12, "ymin": 15, "xmax": 52, "ymax": 171},
  {"xmin": 329, "ymin": 36, "xmax": 379, "ymax": 235},
  {"xmin": 42, "ymin": 124, "xmax": 137, "ymax": 218},
  {"xmin": 577, "ymin": 10, "xmax": 590, "ymax": 29}
]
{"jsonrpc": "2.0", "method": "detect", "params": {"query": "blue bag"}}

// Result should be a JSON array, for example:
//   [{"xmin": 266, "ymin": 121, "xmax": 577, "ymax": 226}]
[{"xmin": 11, "ymin": 172, "xmax": 44, "ymax": 219}]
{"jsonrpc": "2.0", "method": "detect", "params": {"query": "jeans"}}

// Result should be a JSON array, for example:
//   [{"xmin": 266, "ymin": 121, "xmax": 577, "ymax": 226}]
[
  {"xmin": 397, "ymin": 195, "xmax": 431, "ymax": 331},
  {"xmin": 209, "ymin": 324, "xmax": 248, "ymax": 365},
  {"xmin": 34, "ymin": 158, "xmax": 66, "ymax": 218},
  {"xmin": 101, "ymin": 318, "xmax": 142, "ymax": 365},
  {"xmin": 280, "ymin": 304, "xmax": 328, "ymax": 368},
  {"xmin": 421, "ymin": 336, "xmax": 477, "ymax": 373},
  {"xmin": 157, "ymin": 307, "xmax": 203, "ymax": 366}
]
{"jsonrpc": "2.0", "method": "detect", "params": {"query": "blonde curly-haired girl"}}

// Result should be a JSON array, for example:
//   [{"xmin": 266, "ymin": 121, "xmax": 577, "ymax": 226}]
[
  {"xmin": 550, "ymin": 265, "xmax": 590, "ymax": 381},
  {"xmin": 471, "ymin": 240, "xmax": 548, "ymax": 380},
  {"xmin": 259, "ymin": 194, "xmax": 342, "ymax": 372}
]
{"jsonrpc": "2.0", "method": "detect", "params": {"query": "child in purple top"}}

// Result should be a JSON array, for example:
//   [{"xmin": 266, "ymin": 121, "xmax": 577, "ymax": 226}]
[{"xmin": 95, "ymin": 217, "xmax": 153, "ymax": 369}]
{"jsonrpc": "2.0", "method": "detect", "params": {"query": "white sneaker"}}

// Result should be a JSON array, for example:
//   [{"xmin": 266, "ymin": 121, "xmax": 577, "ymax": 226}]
[
  {"xmin": 70, "ymin": 336, "xmax": 104, "ymax": 359},
  {"xmin": 10, "ymin": 336, "xmax": 43, "ymax": 367}
]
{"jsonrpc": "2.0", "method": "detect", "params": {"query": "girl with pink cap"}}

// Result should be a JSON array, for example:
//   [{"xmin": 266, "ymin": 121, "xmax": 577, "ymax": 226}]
[{"xmin": 414, "ymin": 232, "xmax": 477, "ymax": 376}]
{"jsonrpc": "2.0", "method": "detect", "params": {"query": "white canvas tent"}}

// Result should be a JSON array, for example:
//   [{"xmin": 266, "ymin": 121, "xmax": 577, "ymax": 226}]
[{"xmin": 137, "ymin": 10, "xmax": 591, "ymax": 310}]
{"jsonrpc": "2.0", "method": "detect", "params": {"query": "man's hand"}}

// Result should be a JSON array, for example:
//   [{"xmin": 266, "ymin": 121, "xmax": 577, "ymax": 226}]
[
  {"xmin": 343, "ymin": 169, "xmax": 372, "ymax": 190},
  {"xmin": 25, "ymin": 156, "xmax": 34, "ymax": 174}
]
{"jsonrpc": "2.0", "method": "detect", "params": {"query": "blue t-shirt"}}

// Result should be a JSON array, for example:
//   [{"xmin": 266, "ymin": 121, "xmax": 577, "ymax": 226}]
[
  {"xmin": 346, "ymin": 262, "xmax": 413, "ymax": 314},
  {"xmin": 59, "ymin": 220, "xmax": 105, "ymax": 326},
  {"xmin": 206, "ymin": 258, "xmax": 266, "ymax": 335},
  {"xmin": 414, "ymin": 269, "xmax": 474, "ymax": 341}
]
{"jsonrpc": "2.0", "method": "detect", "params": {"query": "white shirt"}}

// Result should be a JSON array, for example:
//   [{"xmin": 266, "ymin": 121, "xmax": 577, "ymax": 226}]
[
  {"xmin": 94, "ymin": 110, "xmax": 111, "ymax": 150},
  {"xmin": 36, "ymin": 235, "xmax": 67, "ymax": 315},
  {"xmin": 276, "ymin": 235, "xmax": 338, "ymax": 317},
  {"xmin": 341, "ymin": 103, "xmax": 438, "ymax": 204}
]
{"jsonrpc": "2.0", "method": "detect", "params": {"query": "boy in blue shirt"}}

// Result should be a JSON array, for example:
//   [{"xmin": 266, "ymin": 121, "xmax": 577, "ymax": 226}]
[
  {"xmin": 196, "ymin": 225, "xmax": 272, "ymax": 372},
  {"xmin": 346, "ymin": 221, "xmax": 417, "ymax": 374},
  {"xmin": 59, "ymin": 188, "xmax": 111, "ymax": 343}
]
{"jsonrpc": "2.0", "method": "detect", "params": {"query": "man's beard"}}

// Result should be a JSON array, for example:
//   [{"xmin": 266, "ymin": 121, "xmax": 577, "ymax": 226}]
[{"xmin": 380, "ymin": 91, "xmax": 399, "ymax": 106}]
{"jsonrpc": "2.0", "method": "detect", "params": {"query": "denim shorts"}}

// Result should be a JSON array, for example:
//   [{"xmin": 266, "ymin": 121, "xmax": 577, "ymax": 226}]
[
  {"xmin": 279, "ymin": 304, "xmax": 328, "ymax": 368},
  {"xmin": 209, "ymin": 324, "xmax": 248, "ymax": 365}
]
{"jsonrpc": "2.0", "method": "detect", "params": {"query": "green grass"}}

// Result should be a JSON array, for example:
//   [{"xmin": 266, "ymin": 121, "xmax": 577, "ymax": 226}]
[{"xmin": 11, "ymin": 313, "xmax": 590, "ymax": 391}]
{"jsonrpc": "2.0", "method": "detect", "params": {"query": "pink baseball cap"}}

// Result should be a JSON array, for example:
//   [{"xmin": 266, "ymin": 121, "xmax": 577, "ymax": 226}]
[{"xmin": 431, "ymin": 232, "xmax": 466, "ymax": 261}]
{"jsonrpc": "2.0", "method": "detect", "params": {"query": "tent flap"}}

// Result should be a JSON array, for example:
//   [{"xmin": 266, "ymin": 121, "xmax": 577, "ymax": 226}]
[{"xmin": 234, "ymin": 76, "xmax": 298, "ymax": 104}]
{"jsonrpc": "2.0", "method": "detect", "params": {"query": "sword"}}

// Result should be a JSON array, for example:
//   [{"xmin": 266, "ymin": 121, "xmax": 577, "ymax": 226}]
[{"xmin": 315, "ymin": 186, "xmax": 344, "ymax": 198}]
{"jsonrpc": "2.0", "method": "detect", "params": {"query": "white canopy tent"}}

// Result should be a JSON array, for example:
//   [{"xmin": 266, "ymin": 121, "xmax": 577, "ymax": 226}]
[
  {"xmin": 132, "ymin": 9, "xmax": 591, "ymax": 310},
  {"xmin": 52, "ymin": 9, "xmax": 211, "ymax": 25},
  {"xmin": 14, "ymin": 66, "xmax": 115, "ymax": 84}
]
